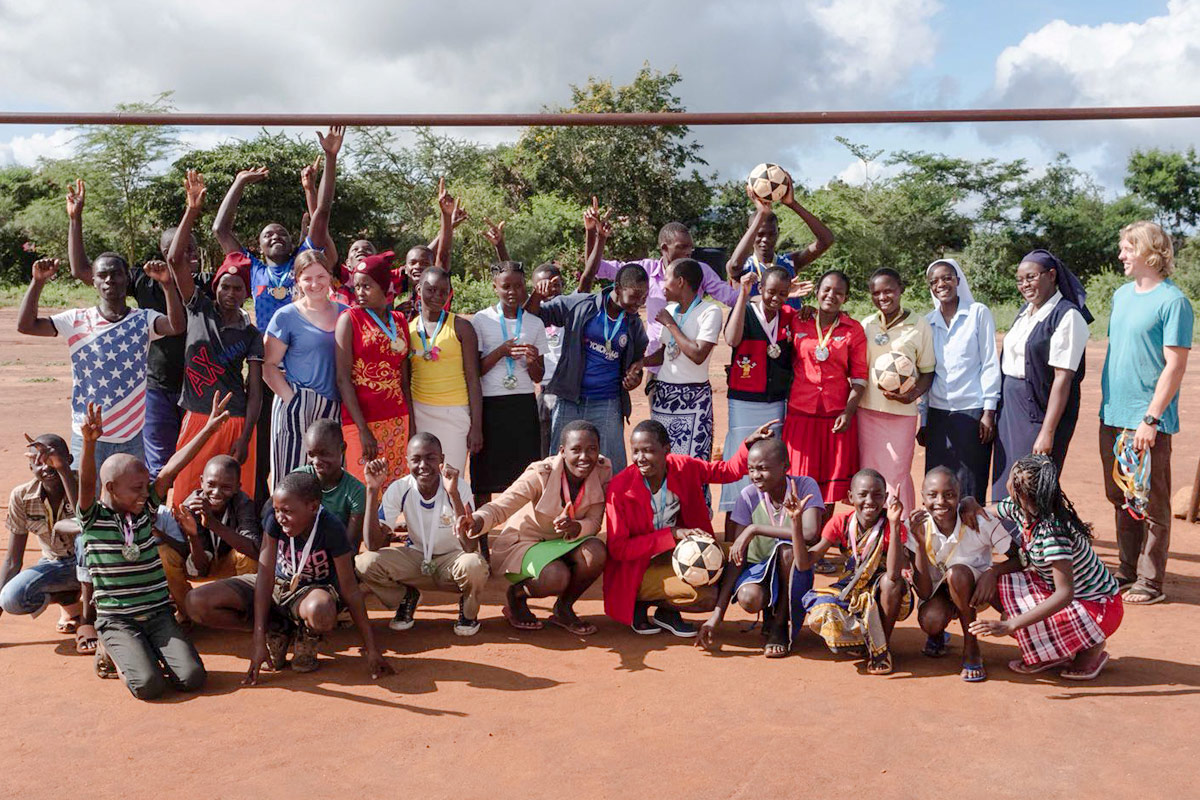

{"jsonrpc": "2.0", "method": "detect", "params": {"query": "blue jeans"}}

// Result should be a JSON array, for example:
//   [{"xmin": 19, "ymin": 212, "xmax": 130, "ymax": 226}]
[
  {"xmin": 0, "ymin": 558, "xmax": 80, "ymax": 615},
  {"xmin": 551, "ymin": 395, "xmax": 626, "ymax": 472},
  {"xmin": 143, "ymin": 387, "xmax": 183, "ymax": 476},
  {"xmin": 69, "ymin": 431, "xmax": 146, "ymax": 493}
]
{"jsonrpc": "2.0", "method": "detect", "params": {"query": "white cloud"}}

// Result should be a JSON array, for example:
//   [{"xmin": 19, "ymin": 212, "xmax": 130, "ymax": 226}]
[{"xmin": 0, "ymin": 129, "xmax": 76, "ymax": 166}]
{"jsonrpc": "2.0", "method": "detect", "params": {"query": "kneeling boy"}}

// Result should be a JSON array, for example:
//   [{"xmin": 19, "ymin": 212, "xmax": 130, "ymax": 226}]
[{"xmin": 356, "ymin": 433, "xmax": 486, "ymax": 636}]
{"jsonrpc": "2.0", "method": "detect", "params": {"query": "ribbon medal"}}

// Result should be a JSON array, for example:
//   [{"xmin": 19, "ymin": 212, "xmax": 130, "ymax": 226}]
[
  {"xmin": 602, "ymin": 302, "xmax": 625, "ymax": 360},
  {"xmin": 874, "ymin": 309, "xmax": 905, "ymax": 346},
  {"xmin": 367, "ymin": 308, "xmax": 406, "ymax": 355},
  {"xmin": 417, "ymin": 310, "xmax": 447, "ymax": 362},
  {"xmin": 813, "ymin": 312, "xmax": 837, "ymax": 362},
  {"xmin": 498, "ymin": 304, "xmax": 524, "ymax": 391},
  {"xmin": 751, "ymin": 298, "xmax": 782, "ymax": 359},
  {"xmin": 119, "ymin": 513, "xmax": 140, "ymax": 561},
  {"xmin": 665, "ymin": 296, "xmax": 703, "ymax": 361}
]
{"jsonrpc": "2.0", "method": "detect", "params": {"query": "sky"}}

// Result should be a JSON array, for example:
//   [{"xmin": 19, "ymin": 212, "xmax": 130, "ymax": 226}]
[{"xmin": 1, "ymin": 0, "xmax": 1198, "ymax": 193}]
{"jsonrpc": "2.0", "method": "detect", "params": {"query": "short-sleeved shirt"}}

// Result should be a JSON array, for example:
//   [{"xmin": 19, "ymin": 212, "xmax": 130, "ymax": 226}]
[
  {"xmin": 164, "ymin": 490, "xmax": 262, "ymax": 562},
  {"xmin": 728, "ymin": 302, "xmax": 795, "ymax": 402},
  {"xmin": 1100, "ymin": 279, "xmax": 1194, "ymax": 435},
  {"xmin": 656, "ymin": 300, "xmax": 722, "ymax": 385},
  {"xmin": 730, "ymin": 475, "xmax": 824, "ymax": 564},
  {"xmin": 821, "ymin": 508, "xmax": 907, "ymax": 555},
  {"xmin": 298, "ymin": 465, "xmax": 366, "ymax": 528},
  {"xmin": 1002, "ymin": 291, "xmax": 1088, "ymax": 378},
  {"xmin": 180, "ymin": 293, "xmax": 263, "ymax": 417},
  {"xmin": 247, "ymin": 238, "xmax": 317, "ymax": 329},
  {"xmin": 265, "ymin": 507, "xmax": 353, "ymax": 588},
  {"xmin": 996, "ymin": 499, "xmax": 1119, "ymax": 602},
  {"xmin": 905, "ymin": 514, "xmax": 1012, "ymax": 582},
  {"xmin": 860, "ymin": 310, "xmax": 936, "ymax": 416},
  {"xmin": 77, "ymin": 489, "xmax": 170, "ymax": 617},
  {"xmin": 128, "ymin": 267, "xmax": 209, "ymax": 394},
  {"xmin": 740, "ymin": 252, "xmax": 804, "ymax": 309},
  {"xmin": 5, "ymin": 477, "xmax": 76, "ymax": 559},
  {"xmin": 381, "ymin": 475, "xmax": 475, "ymax": 558},
  {"xmin": 580, "ymin": 308, "xmax": 629, "ymax": 400},
  {"xmin": 787, "ymin": 313, "xmax": 869, "ymax": 417},
  {"xmin": 471, "ymin": 305, "xmax": 550, "ymax": 397},
  {"xmin": 51, "ymin": 307, "xmax": 165, "ymax": 442},
  {"xmin": 265, "ymin": 302, "xmax": 347, "ymax": 402}
]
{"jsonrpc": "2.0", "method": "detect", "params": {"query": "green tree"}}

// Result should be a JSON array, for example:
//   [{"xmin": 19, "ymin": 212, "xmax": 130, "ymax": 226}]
[{"xmin": 1125, "ymin": 147, "xmax": 1200, "ymax": 238}]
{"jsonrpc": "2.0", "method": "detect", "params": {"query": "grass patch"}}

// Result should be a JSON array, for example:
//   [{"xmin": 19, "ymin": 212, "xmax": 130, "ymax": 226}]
[
  {"xmin": 0, "ymin": 280, "xmax": 98, "ymax": 309},
  {"xmin": 21, "ymin": 376, "xmax": 57, "ymax": 383}
]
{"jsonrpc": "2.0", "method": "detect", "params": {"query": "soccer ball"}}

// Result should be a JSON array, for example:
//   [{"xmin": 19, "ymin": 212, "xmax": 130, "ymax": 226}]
[
  {"xmin": 671, "ymin": 534, "xmax": 725, "ymax": 587},
  {"xmin": 747, "ymin": 163, "xmax": 792, "ymax": 202},
  {"xmin": 873, "ymin": 350, "xmax": 916, "ymax": 394}
]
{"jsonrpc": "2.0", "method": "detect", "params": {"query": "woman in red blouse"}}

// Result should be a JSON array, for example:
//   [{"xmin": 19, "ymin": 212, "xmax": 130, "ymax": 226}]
[
  {"xmin": 334, "ymin": 251, "xmax": 415, "ymax": 483},
  {"xmin": 783, "ymin": 270, "xmax": 868, "ymax": 511}
]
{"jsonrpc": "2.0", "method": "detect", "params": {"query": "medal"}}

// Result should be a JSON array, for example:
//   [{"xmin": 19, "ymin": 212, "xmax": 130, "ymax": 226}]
[
  {"xmin": 421, "ymin": 560, "xmax": 437, "ymax": 576},
  {"xmin": 665, "ymin": 341, "xmax": 679, "ymax": 360},
  {"xmin": 390, "ymin": 339, "xmax": 405, "ymax": 353},
  {"xmin": 547, "ymin": 327, "xmax": 560, "ymax": 346},
  {"xmin": 269, "ymin": 286, "xmax": 289, "ymax": 300},
  {"xmin": 367, "ymin": 307, "xmax": 406, "ymax": 355},
  {"xmin": 121, "ymin": 543, "xmax": 140, "ymax": 561},
  {"xmin": 766, "ymin": 342, "xmax": 781, "ymax": 359},
  {"xmin": 286, "ymin": 509, "xmax": 321, "ymax": 592},
  {"xmin": 814, "ymin": 346, "xmax": 830, "ymax": 362},
  {"xmin": 875, "ymin": 333, "xmax": 890, "ymax": 346},
  {"xmin": 498, "ymin": 304, "xmax": 525, "ymax": 391},
  {"xmin": 118, "ymin": 514, "xmax": 140, "ymax": 561},
  {"xmin": 751, "ymin": 298, "xmax": 782, "ymax": 361},
  {"xmin": 812, "ymin": 310, "xmax": 837, "ymax": 364},
  {"xmin": 408, "ymin": 487, "xmax": 447, "ymax": 578},
  {"xmin": 417, "ymin": 310, "xmax": 447, "ymax": 361},
  {"xmin": 601, "ymin": 296, "xmax": 625, "ymax": 359},
  {"xmin": 664, "ymin": 295, "xmax": 702, "ymax": 363},
  {"xmin": 874, "ymin": 309, "xmax": 906, "ymax": 349}
]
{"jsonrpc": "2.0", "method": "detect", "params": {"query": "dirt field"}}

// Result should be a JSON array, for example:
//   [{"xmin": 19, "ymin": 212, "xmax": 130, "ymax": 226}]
[{"xmin": 1, "ymin": 305, "xmax": 1198, "ymax": 800}]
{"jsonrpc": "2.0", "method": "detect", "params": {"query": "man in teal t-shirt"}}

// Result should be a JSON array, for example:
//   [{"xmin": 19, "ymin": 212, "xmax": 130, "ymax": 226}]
[{"xmin": 1099, "ymin": 223, "xmax": 1194, "ymax": 605}]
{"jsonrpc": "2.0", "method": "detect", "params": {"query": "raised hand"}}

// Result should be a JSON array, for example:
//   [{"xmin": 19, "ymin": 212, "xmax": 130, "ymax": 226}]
[
  {"xmin": 784, "ymin": 492, "xmax": 814, "ymax": 521},
  {"xmin": 739, "ymin": 271, "xmax": 759, "ymax": 294},
  {"xmin": 143, "ymin": 259, "xmax": 172, "ymax": 284},
  {"xmin": 440, "ymin": 462, "xmax": 461, "ymax": 497},
  {"xmin": 751, "ymin": 191, "xmax": 773, "ymax": 215},
  {"xmin": 363, "ymin": 458, "xmax": 389, "ymax": 492},
  {"xmin": 236, "ymin": 167, "xmax": 269, "ymax": 185},
  {"xmin": 908, "ymin": 509, "xmax": 929, "ymax": 542},
  {"xmin": 24, "ymin": 434, "xmax": 67, "ymax": 472},
  {"xmin": 788, "ymin": 278, "xmax": 814, "ymax": 299},
  {"xmin": 208, "ymin": 391, "xmax": 233, "ymax": 428},
  {"xmin": 300, "ymin": 157, "xmax": 320, "ymax": 192},
  {"xmin": 745, "ymin": 419, "xmax": 780, "ymax": 446},
  {"xmin": 31, "ymin": 258, "xmax": 59, "ymax": 284},
  {"xmin": 654, "ymin": 307, "xmax": 675, "ymax": 328},
  {"xmin": 436, "ymin": 177, "xmax": 455, "ymax": 216},
  {"xmin": 66, "ymin": 179, "xmax": 85, "ymax": 220},
  {"xmin": 81, "ymin": 403, "xmax": 104, "ymax": 444},
  {"xmin": 172, "ymin": 504, "xmax": 200, "ymax": 538},
  {"xmin": 583, "ymin": 196, "xmax": 600, "ymax": 231},
  {"xmin": 450, "ymin": 199, "xmax": 468, "ymax": 229},
  {"xmin": 483, "ymin": 218, "xmax": 506, "ymax": 247},
  {"xmin": 316, "ymin": 125, "xmax": 345, "ymax": 157},
  {"xmin": 181, "ymin": 492, "xmax": 212, "ymax": 529},
  {"xmin": 886, "ymin": 494, "xmax": 904, "ymax": 530},
  {"xmin": 184, "ymin": 169, "xmax": 206, "ymax": 210},
  {"xmin": 597, "ymin": 207, "xmax": 613, "ymax": 239}
]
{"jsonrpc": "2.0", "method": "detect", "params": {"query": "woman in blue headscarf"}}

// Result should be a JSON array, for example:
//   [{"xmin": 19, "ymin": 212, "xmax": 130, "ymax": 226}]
[{"xmin": 992, "ymin": 249, "xmax": 1093, "ymax": 501}]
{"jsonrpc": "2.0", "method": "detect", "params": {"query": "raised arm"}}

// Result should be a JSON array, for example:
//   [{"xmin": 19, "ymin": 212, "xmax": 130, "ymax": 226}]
[
  {"xmin": 433, "ymin": 177, "xmax": 458, "ymax": 272},
  {"xmin": 153, "ymin": 393, "xmax": 232, "ymax": 496},
  {"xmin": 309, "ymin": 126, "xmax": 343, "ymax": 266},
  {"xmin": 65, "ymin": 179, "xmax": 92, "ymax": 283},
  {"xmin": 141, "ymin": 260, "xmax": 185, "ymax": 337},
  {"xmin": 483, "ymin": 218, "xmax": 510, "ymax": 263},
  {"xmin": 77, "ymin": 403, "xmax": 103, "ymax": 512},
  {"xmin": 16, "ymin": 259, "xmax": 62, "ymax": 337},
  {"xmin": 726, "ymin": 192, "xmax": 773, "ymax": 282},
  {"xmin": 780, "ymin": 181, "xmax": 835, "ymax": 269},
  {"xmin": 168, "ymin": 170, "xmax": 206, "ymax": 303},
  {"xmin": 300, "ymin": 156, "xmax": 320, "ymax": 218},
  {"xmin": 212, "ymin": 167, "xmax": 268, "ymax": 255},
  {"xmin": 579, "ymin": 200, "xmax": 611, "ymax": 295},
  {"xmin": 723, "ymin": 272, "xmax": 757, "ymax": 349}
]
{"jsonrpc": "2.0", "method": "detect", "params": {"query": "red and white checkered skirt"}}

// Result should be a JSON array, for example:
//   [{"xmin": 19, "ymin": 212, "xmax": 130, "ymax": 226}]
[{"xmin": 998, "ymin": 570, "xmax": 1122, "ymax": 666}]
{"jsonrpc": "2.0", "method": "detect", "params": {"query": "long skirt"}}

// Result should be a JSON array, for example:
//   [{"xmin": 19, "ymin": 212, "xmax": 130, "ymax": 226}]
[
  {"xmin": 783, "ymin": 412, "xmax": 858, "ymax": 506},
  {"xmin": 718, "ymin": 398, "xmax": 786, "ymax": 512},
  {"xmin": 650, "ymin": 381, "xmax": 713, "ymax": 460},
  {"xmin": 991, "ymin": 376, "xmax": 1078, "ymax": 501},
  {"xmin": 802, "ymin": 568, "xmax": 913, "ymax": 657},
  {"xmin": 411, "ymin": 401, "xmax": 470, "ymax": 474},
  {"xmin": 271, "ymin": 387, "xmax": 341, "ymax": 484},
  {"xmin": 472, "ymin": 394, "xmax": 541, "ymax": 494},
  {"xmin": 171, "ymin": 411, "xmax": 257, "ymax": 503},
  {"xmin": 343, "ymin": 416, "xmax": 410, "ymax": 485},
  {"xmin": 924, "ymin": 407, "xmax": 992, "ymax": 502},
  {"xmin": 998, "ymin": 571, "xmax": 1123, "ymax": 666},
  {"xmin": 856, "ymin": 407, "xmax": 919, "ymax": 516}
]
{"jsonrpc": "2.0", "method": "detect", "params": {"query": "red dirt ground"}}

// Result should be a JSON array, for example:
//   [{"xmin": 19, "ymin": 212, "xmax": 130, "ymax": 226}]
[{"xmin": 1, "ymin": 306, "xmax": 1198, "ymax": 799}]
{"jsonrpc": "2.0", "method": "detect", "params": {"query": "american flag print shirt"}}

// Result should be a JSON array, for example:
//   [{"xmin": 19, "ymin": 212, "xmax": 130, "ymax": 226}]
[{"xmin": 51, "ymin": 307, "xmax": 165, "ymax": 443}]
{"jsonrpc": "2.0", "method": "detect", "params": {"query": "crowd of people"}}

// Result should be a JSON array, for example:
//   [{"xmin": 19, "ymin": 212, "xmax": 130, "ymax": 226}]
[{"xmin": 2, "ymin": 127, "xmax": 1193, "ymax": 700}]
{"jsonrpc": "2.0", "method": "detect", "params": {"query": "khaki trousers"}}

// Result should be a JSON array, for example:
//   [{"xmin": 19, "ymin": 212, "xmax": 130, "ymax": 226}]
[{"xmin": 355, "ymin": 547, "xmax": 489, "ymax": 619}]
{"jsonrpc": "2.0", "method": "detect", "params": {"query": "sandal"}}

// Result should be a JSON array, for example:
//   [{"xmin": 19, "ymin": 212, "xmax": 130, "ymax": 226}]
[
  {"xmin": 1123, "ymin": 585, "xmax": 1166, "ymax": 605},
  {"xmin": 960, "ymin": 662, "xmax": 988, "ymax": 682},
  {"xmin": 867, "ymin": 651, "xmax": 894, "ymax": 675},
  {"xmin": 502, "ymin": 605, "xmax": 544, "ymax": 631},
  {"xmin": 56, "ymin": 616, "xmax": 79, "ymax": 634},
  {"xmin": 548, "ymin": 614, "xmax": 597, "ymax": 636},
  {"xmin": 922, "ymin": 631, "xmax": 951, "ymax": 658},
  {"xmin": 75, "ymin": 624, "xmax": 98, "ymax": 654},
  {"xmin": 813, "ymin": 558, "xmax": 838, "ymax": 575},
  {"xmin": 94, "ymin": 644, "xmax": 117, "ymax": 680},
  {"xmin": 1060, "ymin": 651, "xmax": 1110, "ymax": 681},
  {"xmin": 1007, "ymin": 657, "xmax": 1069, "ymax": 675}
]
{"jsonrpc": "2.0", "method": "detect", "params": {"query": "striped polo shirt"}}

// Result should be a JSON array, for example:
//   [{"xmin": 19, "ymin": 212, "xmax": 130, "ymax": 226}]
[
  {"xmin": 77, "ymin": 489, "xmax": 170, "ymax": 617},
  {"xmin": 997, "ymin": 499, "xmax": 1119, "ymax": 602}
]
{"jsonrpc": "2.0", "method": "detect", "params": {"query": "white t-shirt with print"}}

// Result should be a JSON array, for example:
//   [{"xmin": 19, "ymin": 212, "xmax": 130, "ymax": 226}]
[
  {"xmin": 471, "ymin": 305, "xmax": 550, "ymax": 397},
  {"xmin": 381, "ymin": 475, "xmax": 474, "ymax": 558},
  {"xmin": 656, "ymin": 300, "xmax": 722, "ymax": 384}
]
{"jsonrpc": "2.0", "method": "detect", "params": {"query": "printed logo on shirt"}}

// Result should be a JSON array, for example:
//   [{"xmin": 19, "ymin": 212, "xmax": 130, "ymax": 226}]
[
  {"xmin": 618, "ymin": 333, "xmax": 628, "ymax": 349},
  {"xmin": 275, "ymin": 543, "xmax": 333, "ymax": 584}
]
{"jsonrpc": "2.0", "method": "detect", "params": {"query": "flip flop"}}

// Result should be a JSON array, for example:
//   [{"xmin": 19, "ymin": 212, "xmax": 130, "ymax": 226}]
[
  {"xmin": 961, "ymin": 662, "xmax": 987, "ymax": 682},
  {"xmin": 1060, "ymin": 651, "xmax": 1110, "ymax": 681},
  {"xmin": 57, "ymin": 617, "xmax": 80, "ymax": 634},
  {"xmin": 75, "ymin": 624, "xmax": 98, "ymax": 654},
  {"xmin": 764, "ymin": 641, "xmax": 790, "ymax": 659},
  {"xmin": 867, "ymin": 652, "xmax": 894, "ymax": 675},
  {"xmin": 548, "ymin": 614, "xmax": 596, "ymax": 636},
  {"xmin": 1008, "ymin": 657, "xmax": 1069, "ymax": 675},
  {"xmin": 501, "ymin": 605, "xmax": 544, "ymax": 631},
  {"xmin": 922, "ymin": 631, "xmax": 951, "ymax": 658},
  {"xmin": 1123, "ymin": 586, "xmax": 1166, "ymax": 605}
]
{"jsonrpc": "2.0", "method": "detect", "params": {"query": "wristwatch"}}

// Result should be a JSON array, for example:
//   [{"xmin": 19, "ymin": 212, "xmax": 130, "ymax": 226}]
[{"xmin": 1142, "ymin": 414, "xmax": 1161, "ymax": 427}]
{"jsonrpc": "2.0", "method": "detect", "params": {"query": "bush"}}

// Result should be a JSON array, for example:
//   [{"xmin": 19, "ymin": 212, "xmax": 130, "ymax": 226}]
[
  {"xmin": 960, "ymin": 233, "xmax": 1020, "ymax": 306},
  {"xmin": 1173, "ymin": 237, "xmax": 1200, "ymax": 302}
]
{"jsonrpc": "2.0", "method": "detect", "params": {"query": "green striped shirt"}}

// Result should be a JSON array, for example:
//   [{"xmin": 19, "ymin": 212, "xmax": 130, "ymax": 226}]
[
  {"xmin": 78, "ymin": 489, "xmax": 170, "ymax": 617},
  {"xmin": 996, "ymin": 499, "xmax": 1118, "ymax": 602}
]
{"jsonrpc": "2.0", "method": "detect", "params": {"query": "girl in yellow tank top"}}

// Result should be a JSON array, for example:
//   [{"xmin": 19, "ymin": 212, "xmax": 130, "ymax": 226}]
[{"xmin": 409, "ymin": 309, "xmax": 469, "ymax": 406}]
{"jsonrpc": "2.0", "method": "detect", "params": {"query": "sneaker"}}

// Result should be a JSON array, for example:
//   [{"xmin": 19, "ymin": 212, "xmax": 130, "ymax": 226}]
[
  {"xmin": 651, "ymin": 605, "xmax": 696, "ymax": 638},
  {"xmin": 388, "ymin": 586, "xmax": 420, "ymax": 631},
  {"xmin": 453, "ymin": 597, "xmax": 481, "ymax": 636},
  {"xmin": 631, "ymin": 601, "xmax": 661, "ymax": 635},
  {"xmin": 291, "ymin": 626, "xmax": 321, "ymax": 673},
  {"xmin": 265, "ymin": 628, "xmax": 292, "ymax": 671}
]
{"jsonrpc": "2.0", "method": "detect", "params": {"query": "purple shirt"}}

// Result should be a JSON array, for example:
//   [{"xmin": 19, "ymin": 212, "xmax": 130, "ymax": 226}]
[{"xmin": 598, "ymin": 258, "xmax": 740, "ymax": 353}]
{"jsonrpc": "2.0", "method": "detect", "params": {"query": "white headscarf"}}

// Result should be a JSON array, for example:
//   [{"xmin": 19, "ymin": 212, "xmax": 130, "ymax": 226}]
[{"xmin": 925, "ymin": 258, "xmax": 975, "ymax": 311}]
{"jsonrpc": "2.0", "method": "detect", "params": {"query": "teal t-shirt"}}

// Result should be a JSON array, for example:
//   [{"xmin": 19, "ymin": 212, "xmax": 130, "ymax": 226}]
[
  {"xmin": 1099, "ymin": 279, "xmax": 1194, "ymax": 435},
  {"xmin": 298, "ymin": 465, "xmax": 366, "ymax": 528}
]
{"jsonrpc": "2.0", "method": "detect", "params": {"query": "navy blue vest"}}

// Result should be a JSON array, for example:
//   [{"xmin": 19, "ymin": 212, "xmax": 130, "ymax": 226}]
[{"xmin": 1013, "ymin": 299, "xmax": 1086, "ymax": 423}]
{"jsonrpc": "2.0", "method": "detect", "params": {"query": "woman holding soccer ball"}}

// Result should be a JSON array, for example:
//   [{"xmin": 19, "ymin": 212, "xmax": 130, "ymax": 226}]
[{"xmin": 857, "ymin": 268, "xmax": 936, "ymax": 517}]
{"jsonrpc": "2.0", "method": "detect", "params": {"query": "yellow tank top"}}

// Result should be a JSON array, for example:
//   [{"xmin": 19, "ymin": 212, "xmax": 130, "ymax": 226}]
[{"xmin": 409, "ymin": 312, "xmax": 469, "ymax": 406}]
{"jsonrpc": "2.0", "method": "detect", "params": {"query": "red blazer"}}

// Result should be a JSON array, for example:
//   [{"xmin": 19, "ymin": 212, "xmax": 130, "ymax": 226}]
[{"xmin": 602, "ymin": 444, "xmax": 749, "ymax": 625}]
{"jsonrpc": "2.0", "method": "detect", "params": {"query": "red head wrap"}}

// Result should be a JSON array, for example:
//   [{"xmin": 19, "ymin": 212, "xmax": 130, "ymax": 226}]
[
  {"xmin": 353, "ymin": 250, "xmax": 397, "ymax": 295},
  {"xmin": 212, "ymin": 252, "xmax": 252, "ymax": 295}
]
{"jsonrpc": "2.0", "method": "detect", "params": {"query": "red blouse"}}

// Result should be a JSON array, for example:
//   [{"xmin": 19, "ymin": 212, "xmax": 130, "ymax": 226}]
[
  {"xmin": 786, "ymin": 312, "xmax": 868, "ymax": 416},
  {"xmin": 341, "ymin": 305, "xmax": 412, "ymax": 424}
]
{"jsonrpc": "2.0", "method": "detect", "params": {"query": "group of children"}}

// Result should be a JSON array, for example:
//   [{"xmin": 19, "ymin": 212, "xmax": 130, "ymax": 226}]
[{"xmin": 1, "ymin": 127, "xmax": 1135, "ymax": 700}]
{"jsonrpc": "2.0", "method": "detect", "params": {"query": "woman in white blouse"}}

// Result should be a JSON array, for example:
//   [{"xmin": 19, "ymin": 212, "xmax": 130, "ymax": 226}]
[{"xmin": 991, "ymin": 249, "xmax": 1092, "ymax": 501}]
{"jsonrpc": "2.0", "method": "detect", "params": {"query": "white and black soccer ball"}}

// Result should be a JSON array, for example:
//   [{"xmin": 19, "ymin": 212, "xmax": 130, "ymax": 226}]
[
  {"xmin": 873, "ymin": 350, "xmax": 916, "ymax": 394},
  {"xmin": 746, "ymin": 162, "xmax": 792, "ymax": 202},
  {"xmin": 671, "ymin": 534, "xmax": 725, "ymax": 587}
]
